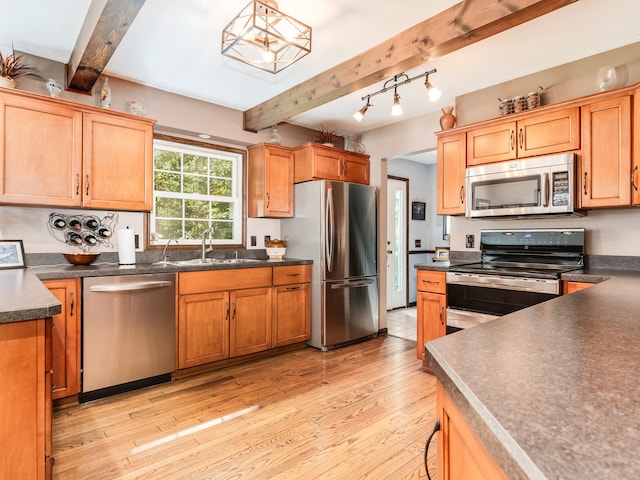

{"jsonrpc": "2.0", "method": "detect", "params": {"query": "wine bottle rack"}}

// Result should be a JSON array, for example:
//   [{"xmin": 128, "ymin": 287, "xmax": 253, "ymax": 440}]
[{"xmin": 48, "ymin": 212, "xmax": 118, "ymax": 251}]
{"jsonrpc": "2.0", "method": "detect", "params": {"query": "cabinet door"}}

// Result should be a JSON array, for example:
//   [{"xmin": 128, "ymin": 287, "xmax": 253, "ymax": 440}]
[
  {"xmin": 632, "ymin": 89, "xmax": 640, "ymax": 206},
  {"xmin": 437, "ymin": 132, "xmax": 466, "ymax": 215},
  {"xmin": 580, "ymin": 95, "xmax": 632, "ymax": 208},
  {"xmin": 517, "ymin": 107, "xmax": 579, "ymax": 158},
  {"xmin": 416, "ymin": 291, "xmax": 446, "ymax": 360},
  {"xmin": 0, "ymin": 319, "xmax": 46, "ymax": 480},
  {"xmin": 178, "ymin": 291, "xmax": 229, "ymax": 368},
  {"xmin": 264, "ymin": 145, "xmax": 294, "ymax": 217},
  {"xmin": 563, "ymin": 281, "xmax": 594, "ymax": 294},
  {"xmin": 341, "ymin": 154, "xmax": 370, "ymax": 184},
  {"xmin": 43, "ymin": 279, "xmax": 80, "ymax": 400},
  {"xmin": 466, "ymin": 121, "xmax": 516, "ymax": 165},
  {"xmin": 312, "ymin": 149, "xmax": 343, "ymax": 181},
  {"xmin": 437, "ymin": 382, "xmax": 508, "ymax": 480},
  {"xmin": 0, "ymin": 93, "xmax": 82, "ymax": 206},
  {"xmin": 272, "ymin": 283, "xmax": 310, "ymax": 347},
  {"xmin": 83, "ymin": 112, "xmax": 153, "ymax": 211},
  {"xmin": 230, "ymin": 287, "xmax": 272, "ymax": 357}
]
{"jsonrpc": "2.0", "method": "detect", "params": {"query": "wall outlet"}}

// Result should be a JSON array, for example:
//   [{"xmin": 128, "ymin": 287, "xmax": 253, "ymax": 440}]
[
  {"xmin": 466, "ymin": 234, "xmax": 475, "ymax": 249},
  {"xmin": 134, "ymin": 234, "xmax": 139, "ymax": 249},
  {"xmin": 415, "ymin": 239, "xmax": 421, "ymax": 248},
  {"xmin": 264, "ymin": 235, "xmax": 271, "ymax": 245},
  {"xmin": 250, "ymin": 235, "xmax": 257, "ymax": 247}
]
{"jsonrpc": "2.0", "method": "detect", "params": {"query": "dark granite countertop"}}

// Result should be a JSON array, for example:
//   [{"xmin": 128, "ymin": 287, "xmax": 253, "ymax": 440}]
[
  {"xmin": 0, "ymin": 269, "xmax": 61, "ymax": 324},
  {"xmin": 1, "ymin": 258, "xmax": 311, "ymax": 324},
  {"xmin": 30, "ymin": 258, "xmax": 312, "ymax": 280},
  {"xmin": 425, "ymin": 272, "xmax": 640, "ymax": 479}
]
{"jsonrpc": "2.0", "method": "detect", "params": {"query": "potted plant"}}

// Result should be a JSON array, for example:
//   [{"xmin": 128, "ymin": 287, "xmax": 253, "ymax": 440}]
[
  {"xmin": 0, "ymin": 46, "xmax": 42, "ymax": 89},
  {"xmin": 314, "ymin": 126, "xmax": 342, "ymax": 147}
]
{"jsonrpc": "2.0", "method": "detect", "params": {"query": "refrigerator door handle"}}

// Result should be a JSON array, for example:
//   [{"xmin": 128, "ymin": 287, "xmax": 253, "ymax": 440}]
[
  {"xmin": 330, "ymin": 279, "xmax": 376, "ymax": 289},
  {"xmin": 326, "ymin": 186, "xmax": 335, "ymax": 272}
]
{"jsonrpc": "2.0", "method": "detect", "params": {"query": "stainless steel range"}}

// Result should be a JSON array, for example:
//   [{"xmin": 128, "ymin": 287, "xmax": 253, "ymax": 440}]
[{"xmin": 446, "ymin": 228, "xmax": 584, "ymax": 331}]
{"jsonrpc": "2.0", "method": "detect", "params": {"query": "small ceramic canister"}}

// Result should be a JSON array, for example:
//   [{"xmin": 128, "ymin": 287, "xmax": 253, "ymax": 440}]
[{"xmin": 513, "ymin": 95, "xmax": 527, "ymax": 113}]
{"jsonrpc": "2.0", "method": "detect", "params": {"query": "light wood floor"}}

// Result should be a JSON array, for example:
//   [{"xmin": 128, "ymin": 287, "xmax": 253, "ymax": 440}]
[
  {"xmin": 387, "ymin": 307, "xmax": 417, "ymax": 342},
  {"xmin": 52, "ymin": 335, "xmax": 437, "ymax": 480}
]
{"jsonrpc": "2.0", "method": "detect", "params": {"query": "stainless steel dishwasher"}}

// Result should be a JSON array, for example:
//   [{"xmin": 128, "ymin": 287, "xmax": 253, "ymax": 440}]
[{"xmin": 81, "ymin": 273, "xmax": 175, "ymax": 402}]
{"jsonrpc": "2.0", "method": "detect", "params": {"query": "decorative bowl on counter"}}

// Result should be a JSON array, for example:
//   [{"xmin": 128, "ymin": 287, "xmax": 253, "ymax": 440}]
[
  {"xmin": 63, "ymin": 252, "xmax": 100, "ymax": 265},
  {"xmin": 265, "ymin": 239, "xmax": 286, "ymax": 260}
]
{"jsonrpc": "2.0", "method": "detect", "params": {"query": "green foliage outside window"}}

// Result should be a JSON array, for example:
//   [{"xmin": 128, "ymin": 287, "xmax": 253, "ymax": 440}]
[{"xmin": 150, "ymin": 140, "xmax": 242, "ymax": 245}]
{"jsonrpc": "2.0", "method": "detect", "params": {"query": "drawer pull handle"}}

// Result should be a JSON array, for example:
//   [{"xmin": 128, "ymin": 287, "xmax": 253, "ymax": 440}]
[
  {"xmin": 286, "ymin": 286, "xmax": 300, "ymax": 291},
  {"xmin": 286, "ymin": 273, "xmax": 300, "ymax": 276},
  {"xmin": 424, "ymin": 419, "xmax": 441, "ymax": 480},
  {"xmin": 422, "ymin": 279, "xmax": 439, "ymax": 284}
]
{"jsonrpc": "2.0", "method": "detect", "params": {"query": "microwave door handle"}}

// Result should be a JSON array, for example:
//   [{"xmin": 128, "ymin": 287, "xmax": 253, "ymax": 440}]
[{"xmin": 543, "ymin": 172, "xmax": 550, "ymax": 207}]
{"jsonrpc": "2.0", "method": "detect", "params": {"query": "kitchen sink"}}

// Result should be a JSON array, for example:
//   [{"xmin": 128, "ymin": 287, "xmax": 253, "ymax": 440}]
[{"xmin": 173, "ymin": 258, "xmax": 261, "ymax": 265}]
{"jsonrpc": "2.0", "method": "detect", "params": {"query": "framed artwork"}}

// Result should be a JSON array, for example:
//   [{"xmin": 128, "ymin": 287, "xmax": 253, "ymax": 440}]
[
  {"xmin": 434, "ymin": 246, "xmax": 450, "ymax": 261},
  {"xmin": 411, "ymin": 201, "xmax": 426, "ymax": 220},
  {"xmin": 0, "ymin": 240, "xmax": 26, "ymax": 269}
]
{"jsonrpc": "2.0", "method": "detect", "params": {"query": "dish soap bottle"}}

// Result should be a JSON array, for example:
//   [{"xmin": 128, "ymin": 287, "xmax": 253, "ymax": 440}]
[{"xmin": 99, "ymin": 78, "xmax": 111, "ymax": 109}]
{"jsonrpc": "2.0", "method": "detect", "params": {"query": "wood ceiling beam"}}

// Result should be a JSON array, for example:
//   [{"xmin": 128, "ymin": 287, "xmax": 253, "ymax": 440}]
[
  {"xmin": 65, "ymin": 0, "xmax": 146, "ymax": 93},
  {"xmin": 243, "ymin": 0, "xmax": 577, "ymax": 132}
]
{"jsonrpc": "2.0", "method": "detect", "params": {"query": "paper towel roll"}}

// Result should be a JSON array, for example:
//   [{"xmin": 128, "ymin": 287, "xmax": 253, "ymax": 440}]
[{"xmin": 117, "ymin": 228, "xmax": 136, "ymax": 265}]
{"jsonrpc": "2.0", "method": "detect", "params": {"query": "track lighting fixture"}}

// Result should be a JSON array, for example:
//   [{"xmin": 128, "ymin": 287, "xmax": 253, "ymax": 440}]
[
  {"xmin": 353, "ymin": 68, "xmax": 440, "ymax": 121},
  {"xmin": 353, "ymin": 97, "xmax": 372, "ymax": 122}
]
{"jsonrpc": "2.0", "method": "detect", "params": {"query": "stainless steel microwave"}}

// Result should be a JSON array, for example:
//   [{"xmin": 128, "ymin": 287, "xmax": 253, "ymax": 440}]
[{"xmin": 465, "ymin": 153, "xmax": 582, "ymax": 218}]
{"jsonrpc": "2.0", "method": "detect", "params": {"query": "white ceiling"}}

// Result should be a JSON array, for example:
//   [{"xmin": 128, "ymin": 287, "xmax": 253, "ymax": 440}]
[{"xmin": 2, "ymin": 0, "xmax": 639, "ymax": 146}]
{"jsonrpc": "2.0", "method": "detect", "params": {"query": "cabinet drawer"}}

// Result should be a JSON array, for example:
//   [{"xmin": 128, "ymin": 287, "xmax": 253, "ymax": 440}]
[
  {"xmin": 417, "ymin": 270, "xmax": 446, "ymax": 294},
  {"xmin": 273, "ymin": 265, "xmax": 311, "ymax": 285},
  {"xmin": 179, "ymin": 267, "xmax": 272, "ymax": 295}
]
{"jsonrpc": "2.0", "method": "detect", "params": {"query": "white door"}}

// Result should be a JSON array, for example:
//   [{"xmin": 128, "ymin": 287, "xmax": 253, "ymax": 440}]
[{"xmin": 386, "ymin": 177, "xmax": 407, "ymax": 309}]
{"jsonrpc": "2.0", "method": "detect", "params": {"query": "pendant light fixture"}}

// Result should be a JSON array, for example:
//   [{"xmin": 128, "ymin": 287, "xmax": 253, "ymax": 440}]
[
  {"xmin": 221, "ymin": 1, "xmax": 312, "ymax": 74},
  {"xmin": 353, "ymin": 68, "xmax": 440, "ymax": 122}
]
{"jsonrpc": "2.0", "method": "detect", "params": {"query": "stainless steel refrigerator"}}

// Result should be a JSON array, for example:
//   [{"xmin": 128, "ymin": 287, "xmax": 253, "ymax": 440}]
[{"xmin": 281, "ymin": 180, "xmax": 378, "ymax": 351}]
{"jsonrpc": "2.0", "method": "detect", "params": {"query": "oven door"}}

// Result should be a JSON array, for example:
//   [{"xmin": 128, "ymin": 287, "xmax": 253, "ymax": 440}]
[{"xmin": 446, "ymin": 272, "xmax": 560, "ymax": 329}]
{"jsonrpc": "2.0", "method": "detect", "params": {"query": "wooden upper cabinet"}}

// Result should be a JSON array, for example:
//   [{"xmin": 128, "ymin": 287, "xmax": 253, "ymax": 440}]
[
  {"xmin": 466, "ymin": 107, "xmax": 579, "ymax": 165},
  {"xmin": 580, "ymin": 95, "xmax": 632, "ymax": 208},
  {"xmin": 83, "ymin": 112, "xmax": 153, "ymax": 211},
  {"xmin": 248, "ymin": 143, "xmax": 294, "ymax": 218},
  {"xmin": 467, "ymin": 121, "xmax": 516, "ymax": 165},
  {"xmin": 0, "ymin": 93, "xmax": 83, "ymax": 206},
  {"xmin": 437, "ymin": 131, "xmax": 466, "ymax": 215},
  {"xmin": 0, "ymin": 89, "xmax": 155, "ymax": 211},
  {"xmin": 294, "ymin": 143, "xmax": 370, "ymax": 185},
  {"xmin": 633, "ymin": 88, "xmax": 640, "ymax": 206}
]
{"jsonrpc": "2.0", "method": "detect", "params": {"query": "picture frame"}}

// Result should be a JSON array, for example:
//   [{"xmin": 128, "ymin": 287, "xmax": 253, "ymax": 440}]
[
  {"xmin": 0, "ymin": 240, "xmax": 26, "ymax": 269},
  {"xmin": 411, "ymin": 201, "xmax": 426, "ymax": 220},
  {"xmin": 434, "ymin": 246, "xmax": 450, "ymax": 261}
]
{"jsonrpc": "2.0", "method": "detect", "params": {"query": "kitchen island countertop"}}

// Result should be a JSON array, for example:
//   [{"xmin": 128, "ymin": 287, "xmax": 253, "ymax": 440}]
[
  {"xmin": 0, "ymin": 268, "xmax": 61, "ymax": 323},
  {"xmin": 425, "ymin": 270, "xmax": 640, "ymax": 479}
]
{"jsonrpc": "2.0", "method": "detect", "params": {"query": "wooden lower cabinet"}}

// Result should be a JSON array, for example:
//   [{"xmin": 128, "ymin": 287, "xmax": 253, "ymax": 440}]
[
  {"xmin": 178, "ymin": 291, "xmax": 230, "ymax": 369},
  {"xmin": 43, "ymin": 278, "xmax": 80, "ymax": 400},
  {"xmin": 272, "ymin": 265, "xmax": 311, "ymax": 347},
  {"xmin": 436, "ymin": 381, "xmax": 507, "ymax": 480},
  {"xmin": 0, "ymin": 318, "xmax": 51, "ymax": 480},
  {"xmin": 563, "ymin": 281, "xmax": 595, "ymax": 294},
  {"xmin": 416, "ymin": 270, "xmax": 447, "ymax": 361},
  {"xmin": 177, "ymin": 266, "xmax": 310, "ymax": 370},
  {"xmin": 229, "ymin": 287, "xmax": 271, "ymax": 357}
]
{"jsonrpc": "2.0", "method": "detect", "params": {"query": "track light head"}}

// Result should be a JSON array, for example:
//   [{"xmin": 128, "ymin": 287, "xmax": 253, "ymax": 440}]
[
  {"xmin": 353, "ymin": 97, "xmax": 372, "ymax": 122},
  {"xmin": 425, "ymin": 74, "xmax": 442, "ymax": 102},
  {"xmin": 391, "ymin": 87, "xmax": 402, "ymax": 116}
]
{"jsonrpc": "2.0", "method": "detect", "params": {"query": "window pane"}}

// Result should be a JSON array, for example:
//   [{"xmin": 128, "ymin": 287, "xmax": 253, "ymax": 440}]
[
  {"xmin": 156, "ymin": 197, "xmax": 182, "ymax": 217},
  {"xmin": 154, "ymin": 150, "xmax": 180, "ymax": 171},
  {"xmin": 183, "ymin": 154, "xmax": 209, "ymax": 174},
  {"xmin": 155, "ymin": 219, "xmax": 183, "ymax": 240},
  {"xmin": 185, "ymin": 199, "xmax": 210, "ymax": 219},
  {"xmin": 211, "ymin": 201, "xmax": 232, "ymax": 220},
  {"xmin": 211, "ymin": 158, "xmax": 232, "ymax": 177},
  {"xmin": 184, "ymin": 220, "xmax": 210, "ymax": 240},
  {"xmin": 154, "ymin": 171, "xmax": 181, "ymax": 192},
  {"xmin": 212, "ymin": 221, "xmax": 233, "ymax": 240},
  {"xmin": 210, "ymin": 178, "xmax": 232, "ymax": 197},
  {"xmin": 183, "ymin": 174, "xmax": 208, "ymax": 195}
]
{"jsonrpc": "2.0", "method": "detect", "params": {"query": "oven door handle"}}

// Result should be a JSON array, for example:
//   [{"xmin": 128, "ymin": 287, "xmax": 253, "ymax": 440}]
[{"xmin": 542, "ymin": 172, "xmax": 550, "ymax": 207}]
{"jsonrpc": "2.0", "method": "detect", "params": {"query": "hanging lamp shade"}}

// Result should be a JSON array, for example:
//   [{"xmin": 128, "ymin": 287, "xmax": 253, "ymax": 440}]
[{"xmin": 221, "ymin": 1, "xmax": 312, "ymax": 74}]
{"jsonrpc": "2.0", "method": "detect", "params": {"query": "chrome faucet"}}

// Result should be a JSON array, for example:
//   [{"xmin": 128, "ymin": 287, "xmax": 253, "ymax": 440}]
[
  {"xmin": 233, "ymin": 250, "xmax": 239, "ymax": 261},
  {"xmin": 201, "ymin": 228, "xmax": 214, "ymax": 262},
  {"xmin": 162, "ymin": 238, "xmax": 178, "ymax": 263}
]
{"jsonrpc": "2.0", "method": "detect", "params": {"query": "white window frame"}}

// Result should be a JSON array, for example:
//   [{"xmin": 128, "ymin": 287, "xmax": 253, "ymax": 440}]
[{"xmin": 149, "ymin": 137, "xmax": 245, "ymax": 247}]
